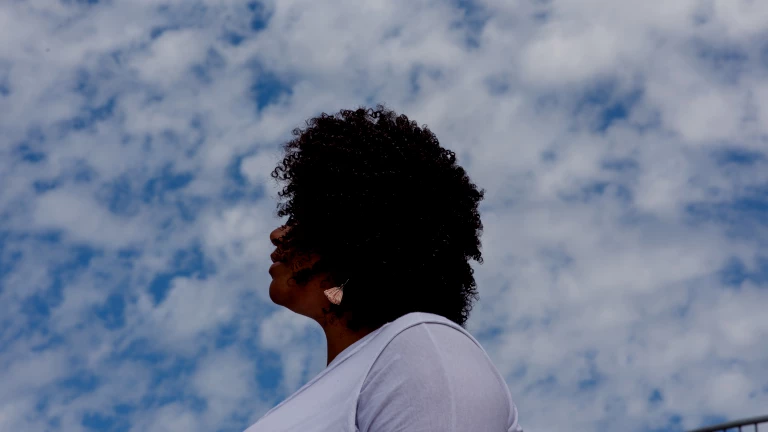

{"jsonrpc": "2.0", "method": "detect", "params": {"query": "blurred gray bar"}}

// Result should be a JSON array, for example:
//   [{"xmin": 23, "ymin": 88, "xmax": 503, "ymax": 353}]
[{"xmin": 687, "ymin": 415, "xmax": 768, "ymax": 432}]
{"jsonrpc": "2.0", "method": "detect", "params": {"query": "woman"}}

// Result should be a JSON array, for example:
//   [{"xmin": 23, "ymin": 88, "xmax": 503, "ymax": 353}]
[{"xmin": 244, "ymin": 106, "xmax": 523, "ymax": 432}]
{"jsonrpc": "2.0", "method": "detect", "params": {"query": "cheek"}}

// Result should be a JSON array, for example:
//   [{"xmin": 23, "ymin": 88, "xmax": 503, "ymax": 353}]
[{"xmin": 288, "ymin": 255, "xmax": 312, "ymax": 272}]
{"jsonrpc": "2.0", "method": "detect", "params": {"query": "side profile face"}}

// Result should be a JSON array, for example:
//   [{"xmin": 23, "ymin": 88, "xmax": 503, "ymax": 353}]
[{"xmin": 268, "ymin": 225, "xmax": 328, "ymax": 321}]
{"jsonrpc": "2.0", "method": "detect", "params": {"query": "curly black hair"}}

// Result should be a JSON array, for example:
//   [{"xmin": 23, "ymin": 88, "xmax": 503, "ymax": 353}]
[{"xmin": 270, "ymin": 104, "xmax": 485, "ymax": 332}]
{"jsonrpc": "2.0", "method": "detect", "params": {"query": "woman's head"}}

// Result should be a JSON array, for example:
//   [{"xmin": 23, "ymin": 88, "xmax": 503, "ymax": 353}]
[{"xmin": 267, "ymin": 105, "xmax": 485, "ymax": 332}]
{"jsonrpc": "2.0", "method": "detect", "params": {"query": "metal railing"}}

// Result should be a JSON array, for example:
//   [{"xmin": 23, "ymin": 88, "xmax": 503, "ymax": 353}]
[{"xmin": 687, "ymin": 415, "xmax": 768, "ymax": 432}]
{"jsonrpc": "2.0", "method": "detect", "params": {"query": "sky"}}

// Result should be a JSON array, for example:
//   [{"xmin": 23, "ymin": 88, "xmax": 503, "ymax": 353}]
[{"xmin": 1, "ymin": 0, "xmax": 767, "ymax": 431}]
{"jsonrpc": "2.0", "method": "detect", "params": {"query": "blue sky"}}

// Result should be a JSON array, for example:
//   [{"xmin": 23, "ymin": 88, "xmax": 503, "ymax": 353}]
[{"xmin": 1, "ymin": 1, "xmax": 767, "ymax": 431}]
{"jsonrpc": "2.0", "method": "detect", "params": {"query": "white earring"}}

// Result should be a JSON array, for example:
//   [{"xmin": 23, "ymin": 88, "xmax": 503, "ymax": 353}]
[{"xmin": 324, "ymin": 279, "xmax": 349, "ymax": 305}]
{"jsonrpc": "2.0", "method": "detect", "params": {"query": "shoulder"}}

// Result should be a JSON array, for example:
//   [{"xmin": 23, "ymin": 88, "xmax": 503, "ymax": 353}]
[
  {"xmin": 378, "ymin": 321, "xmax": 481, "ymax": 365},
  {"xmin": 367, "ymin": 322, "xmax": 505, "ymax": 392},
  {"xmin": 362, "ymin": 322, "xmax": 467, "ymax": 392},
  {"xmin": 356, "ymin": 322, "xmax": 516, "ymax": 432}
]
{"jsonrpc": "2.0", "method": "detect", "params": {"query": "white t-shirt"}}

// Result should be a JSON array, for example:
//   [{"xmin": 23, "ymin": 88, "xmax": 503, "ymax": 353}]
[{"xmin": 243, "ymin": 311, "xmax": 523, "ymax": 432}]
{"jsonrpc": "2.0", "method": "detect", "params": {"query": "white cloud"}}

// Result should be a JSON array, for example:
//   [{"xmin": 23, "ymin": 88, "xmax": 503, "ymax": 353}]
[
  {"xmin": 192, "ymin": 349, "xmax": 259, "ymax": 424},
  {"xmin": 134, "ymin": 403, "xmax": 202, "ymax": 432},
  {"xmin": 132, "ymin": 29, "xmax": 209, "ymax": 87},
  {"xmin": 203, "ymin": 203, "xmax": 276, "ymax": 272},
  {"xmin": 712, "ymin": 0, "xmax": 768, "ymax": 38},
  {"xmin": 240, "ymin": 150, "xmax": 283, "ymax": 189},
  {"xmin": 258, "ymin": 309, "xmax": 326, "ymax": 393},
  {"xmin": 521, "ymin": 25, "xmax": 622, "ymax": 86},
  {"xmin": 32, "ymin": 189, "xmax": 146, "ymax": 248},
  {"xmin": 141, "ymin": 276, "xmax": 234, "ymax": 344}
]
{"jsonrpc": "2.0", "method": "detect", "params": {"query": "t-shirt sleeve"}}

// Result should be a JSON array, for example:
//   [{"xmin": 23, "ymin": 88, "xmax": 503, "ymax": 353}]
[{"xmin": 355, "ymin": 323, "xmax": 522, "ymax": 432}]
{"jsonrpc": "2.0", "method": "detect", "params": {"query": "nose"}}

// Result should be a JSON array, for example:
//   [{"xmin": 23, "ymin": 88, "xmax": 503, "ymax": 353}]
[{"xmin": 270, "ymin": 225, "xmax": 290, "ymax": 247}]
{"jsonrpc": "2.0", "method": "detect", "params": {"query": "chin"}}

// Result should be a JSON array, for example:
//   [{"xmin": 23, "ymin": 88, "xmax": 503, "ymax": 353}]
[{"xmin": 268, "ymin": 279, "xmax": 284, "ymax": 306}]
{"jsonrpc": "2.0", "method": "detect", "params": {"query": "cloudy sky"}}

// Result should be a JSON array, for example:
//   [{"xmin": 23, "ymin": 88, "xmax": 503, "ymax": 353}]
[{"xmin": 1, "ymin": 0, "xmax": 767, "ymax": 431}]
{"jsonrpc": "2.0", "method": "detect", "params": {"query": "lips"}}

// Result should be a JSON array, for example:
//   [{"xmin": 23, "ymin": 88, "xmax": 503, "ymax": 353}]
[
  {"xmin": 270, "ymin": 249, "xmax": 285, "ymax": 263},
  {"xmin": 268, "ymin": 261, "xmax": 282, "ymax": 276},
  {"xmin": 269, "ymin": 247, "xmax": 288, "ymax": 277}
]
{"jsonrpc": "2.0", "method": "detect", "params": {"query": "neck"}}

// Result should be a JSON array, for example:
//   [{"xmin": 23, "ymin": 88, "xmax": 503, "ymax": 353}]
[{"xmin": 321, "ymin": 320, "xmax": 378, "ymax": 366}]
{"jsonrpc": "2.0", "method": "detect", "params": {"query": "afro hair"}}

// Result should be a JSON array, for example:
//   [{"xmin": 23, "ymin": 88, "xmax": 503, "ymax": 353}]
[{"xmin": 270, "ymin": 104, "xmax": 485, "ymax": 332}]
